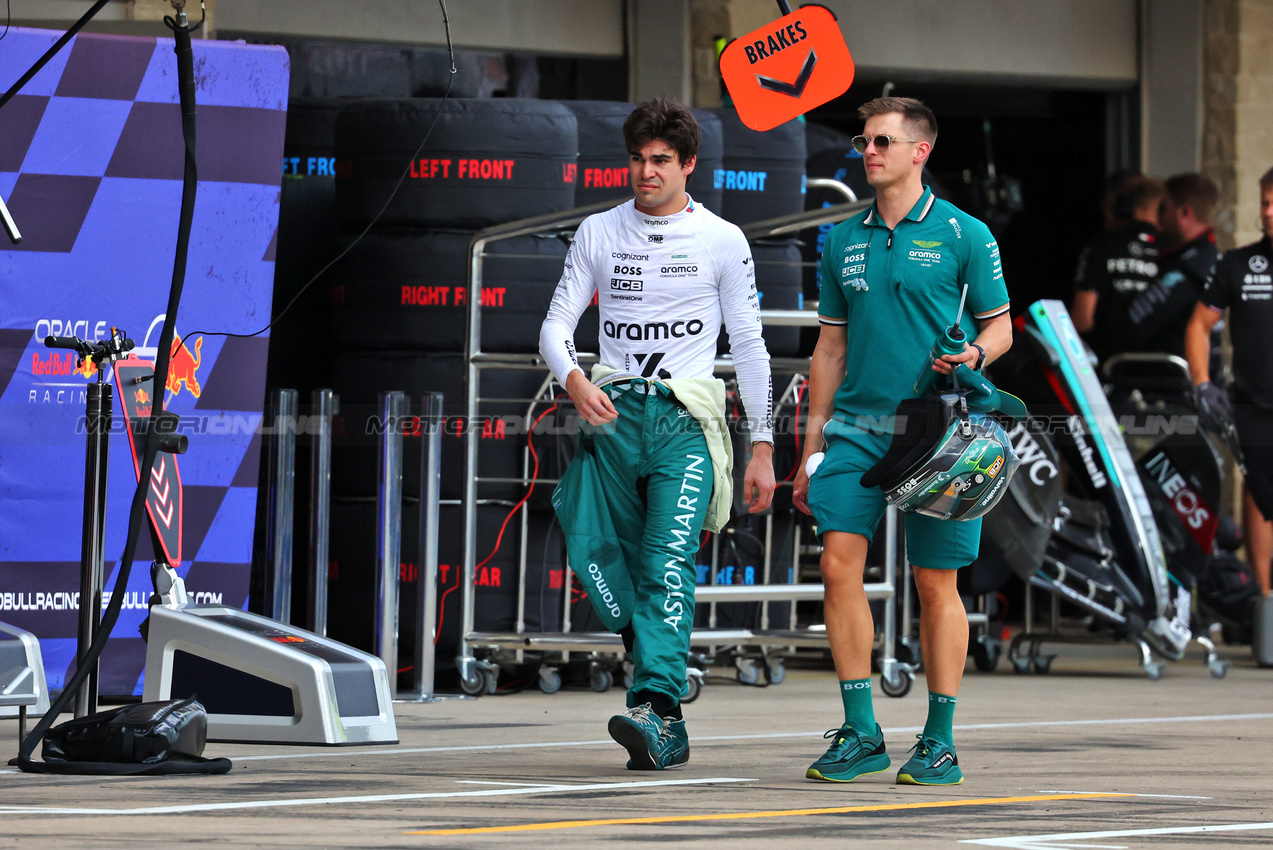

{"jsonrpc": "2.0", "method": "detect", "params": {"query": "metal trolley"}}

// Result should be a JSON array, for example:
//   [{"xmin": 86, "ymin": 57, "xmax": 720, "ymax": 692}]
[{"xmin": 452, "ymin": 186, "xmax": 918, "ymax": 699}]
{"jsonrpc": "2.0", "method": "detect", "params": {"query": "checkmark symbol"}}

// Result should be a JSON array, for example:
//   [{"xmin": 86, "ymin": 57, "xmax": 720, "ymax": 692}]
[{"xmin": 756, "ymin": 50, "xmax": 817, "ymax": 97}]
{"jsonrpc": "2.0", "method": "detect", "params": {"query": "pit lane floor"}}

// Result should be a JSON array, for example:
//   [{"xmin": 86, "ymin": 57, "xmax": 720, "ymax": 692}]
[{"xmin": 2, "ymin": 642, "xmax": 1271, "ymax": 848}]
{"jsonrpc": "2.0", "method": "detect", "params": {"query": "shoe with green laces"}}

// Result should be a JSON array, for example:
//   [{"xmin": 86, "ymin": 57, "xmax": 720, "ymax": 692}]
[
  {"xmin": 896, "ymin": 735, "xmax": 963, "ymax": 785},
  {"xmin": 805, "ymin": 723, "xmax": 890, "ymax": 782},
  {"xmin": 609, "ymin": 704, "xmax": 690, "ymax": 770}
]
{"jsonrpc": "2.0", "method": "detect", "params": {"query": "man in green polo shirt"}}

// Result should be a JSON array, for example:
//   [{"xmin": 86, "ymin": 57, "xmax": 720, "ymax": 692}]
[{"xmin": 792, "ymin": 97, "xmax": 1013, "ymax": 786}]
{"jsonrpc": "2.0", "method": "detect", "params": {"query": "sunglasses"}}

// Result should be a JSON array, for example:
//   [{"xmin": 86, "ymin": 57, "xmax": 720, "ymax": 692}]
[{"xmin": 851, "ymin": 134, "xmax": 922, "ymax": 154}]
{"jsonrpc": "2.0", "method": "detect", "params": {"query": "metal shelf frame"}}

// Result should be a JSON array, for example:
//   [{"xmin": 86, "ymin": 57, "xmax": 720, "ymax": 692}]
[{"xmin": 454, "ymin": 186, "xmax": 918, "ymax": 692}]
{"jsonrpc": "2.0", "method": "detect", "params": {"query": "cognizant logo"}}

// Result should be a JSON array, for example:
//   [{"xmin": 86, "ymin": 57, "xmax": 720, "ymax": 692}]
[{"xmin": 604, "ymin": 319, "xmax": 705, "ymax": 340}]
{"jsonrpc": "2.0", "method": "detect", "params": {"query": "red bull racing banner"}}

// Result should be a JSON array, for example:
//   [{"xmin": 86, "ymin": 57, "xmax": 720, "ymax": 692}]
[{"xmin": 0, "ymin": 29, "xmax": 288, "ymax": 695}]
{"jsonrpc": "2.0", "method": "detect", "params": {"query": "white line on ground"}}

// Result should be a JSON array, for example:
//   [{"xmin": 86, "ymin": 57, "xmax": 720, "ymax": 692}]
[
  {"xmin": 0, "ymin": 776, "xmax": 756, "ymax": 816},
  {"xmin": 1037, "ymin": 791, "xmax": 1212, "ymax": 800},
  {"xmin": 455, "ymin": 780, "xmax": 565, "ymax": 788},
  {"xmin": 960, "ymin": 820, "xmax": 1273, "ymax": 849},
  {"xmin": 217, "ymin": 711, "xmax": 1273, "ymax": 764}
]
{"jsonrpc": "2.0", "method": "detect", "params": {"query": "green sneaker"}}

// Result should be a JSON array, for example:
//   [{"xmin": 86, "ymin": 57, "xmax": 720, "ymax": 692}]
[
  {"xmin": 896, "ymin": 735, "xmax": 963, "ymax": 785},
  {"xmin": 609, "ymin": 705, "xmax": 690, "ymax": 770},
  {"xmin": 805, "ymin": 724, "xmax": 890, "ymax": 782}
]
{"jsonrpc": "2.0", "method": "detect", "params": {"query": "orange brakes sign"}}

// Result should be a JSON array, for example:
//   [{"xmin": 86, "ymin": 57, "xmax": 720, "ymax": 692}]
[{"xmin": 719, "ymin": 4, "xmax": 854, "ymax": 132}]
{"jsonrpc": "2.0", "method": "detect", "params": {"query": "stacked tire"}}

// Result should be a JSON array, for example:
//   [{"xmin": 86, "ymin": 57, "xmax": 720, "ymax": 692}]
[
  {"xmin": 267, "ymin": 98, "xmax": 348, "ymax": 397},
  {"xmin": 324, "ymin": 99, "xmax": 583, "ymax": 676},
  {"xmin": 562, "ymin": 101, "xmax": 724, "ymax": 216},
  {"xmin": 711, "ymin": 108, "xmax": 807, "ymax": 226}
]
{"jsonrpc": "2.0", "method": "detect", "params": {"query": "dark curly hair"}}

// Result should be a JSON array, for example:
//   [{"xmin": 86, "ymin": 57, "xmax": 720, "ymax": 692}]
[{"xmin": 622, "ymin": 98, "xmax": 700, "ymax": 165}]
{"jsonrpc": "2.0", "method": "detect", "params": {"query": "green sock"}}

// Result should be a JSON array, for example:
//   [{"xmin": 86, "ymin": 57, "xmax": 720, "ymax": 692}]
[
  {"xmin": 839, "ymin": 678, "xmax": 876, "ymax": 733},
  {"xmin": 923, "ymin": 692, "xmax": 957, "ymax": 745}
]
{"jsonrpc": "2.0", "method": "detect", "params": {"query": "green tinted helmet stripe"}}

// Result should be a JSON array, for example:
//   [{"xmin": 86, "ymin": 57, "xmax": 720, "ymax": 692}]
[{"xmin": 883, "ymin": 412, "xmax": 1021, "ymax": 521}]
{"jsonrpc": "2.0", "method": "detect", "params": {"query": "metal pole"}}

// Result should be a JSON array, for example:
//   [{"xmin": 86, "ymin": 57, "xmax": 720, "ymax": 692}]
[
  {"xmin": 408, "ymin": 392, "xmax": 443, "ymax": 701},
  {"xmin": 760, "ymin": 512, "xmax": 773, "ymax": 630},
  {"xmin": 881, "ymin": 506, "xmax": 898, "ymax": 667},
  {"xmin": 459, "ymin": 236, "xmax": 485, "ymax": 680},
  {"xmin": 267, "ymin": 389, "xmax": 297, "ymax": 623},
  {"xmin": 307, "ymin": 389, "xmax": 335, "ymax": 636},
  {"xmin": 75, "ymin": 379, "xmax": 110, "ymax": 717},
  {"xmin": 375, "ymin": 391, "xmax": 406, "ymax": 684}
]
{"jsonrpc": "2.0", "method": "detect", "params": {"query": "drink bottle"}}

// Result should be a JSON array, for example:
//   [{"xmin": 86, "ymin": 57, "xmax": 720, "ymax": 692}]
[{"xmin": 912, "ymin": 325, "xmax": 966, "ymax": 397}]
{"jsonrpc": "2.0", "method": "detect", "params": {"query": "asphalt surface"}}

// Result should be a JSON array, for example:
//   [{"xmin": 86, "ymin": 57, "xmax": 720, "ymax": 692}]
[{"xmin": 2, "ymin": 640, "xmax": 1272, "ymax": 848}]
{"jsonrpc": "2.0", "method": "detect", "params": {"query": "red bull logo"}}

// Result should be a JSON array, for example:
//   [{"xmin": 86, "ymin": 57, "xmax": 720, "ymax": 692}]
[
  {"xmin": 166, "ymin": 334, "xmax": 202, "ymax": 398},
  {"xmin": 134, "ymin": 387, "xmax": 151, "ymax": 405},
  {"xmin": 30, "ymin": 351, "xmax": 96, "ymax": 378}
]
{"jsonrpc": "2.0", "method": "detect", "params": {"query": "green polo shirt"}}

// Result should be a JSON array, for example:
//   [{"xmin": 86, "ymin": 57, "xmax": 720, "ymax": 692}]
[{"xmin": 818, "ymin": 186, "xmax": 1009, "ymax": 452}]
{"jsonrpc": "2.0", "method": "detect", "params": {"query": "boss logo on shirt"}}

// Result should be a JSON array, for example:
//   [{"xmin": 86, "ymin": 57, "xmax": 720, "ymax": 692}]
[{"xmin": 614, "ymin": 264, "xmax": 643, "ymax": 276}]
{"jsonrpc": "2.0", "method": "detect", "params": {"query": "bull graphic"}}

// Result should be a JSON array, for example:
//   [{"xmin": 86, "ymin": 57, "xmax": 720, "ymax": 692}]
[
  {"xmin": 167, "ymin": 334, "xmax": 202, "ymax": 398},
  {"xmin": 134, "ymin": 387, "xmax": 151, "ymax": 405},
  {"xmin": 72, "ymin": 357, "xmax": 98, "ymax": 379}
]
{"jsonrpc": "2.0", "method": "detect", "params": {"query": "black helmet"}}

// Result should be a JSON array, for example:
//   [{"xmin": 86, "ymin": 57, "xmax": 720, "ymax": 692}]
[{"xmin": 861, "ymin": 392, "xmax": 1021, "ymax": 521}]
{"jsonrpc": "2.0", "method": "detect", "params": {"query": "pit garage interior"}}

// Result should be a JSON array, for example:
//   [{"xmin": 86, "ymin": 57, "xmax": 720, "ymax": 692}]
[{"xmin": 3, "ymin": 0, "xmax": 1273, "ymax": 846}]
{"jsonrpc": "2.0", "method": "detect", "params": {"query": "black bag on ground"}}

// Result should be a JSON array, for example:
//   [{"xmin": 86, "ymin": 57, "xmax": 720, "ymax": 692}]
[
  {"xmin": 1196, "ymin": 550, "xmax": 1260, "ymax": 645},
  {"xmin": 31, "ymin": 697, "xmax": 231, "ymax": 775}
]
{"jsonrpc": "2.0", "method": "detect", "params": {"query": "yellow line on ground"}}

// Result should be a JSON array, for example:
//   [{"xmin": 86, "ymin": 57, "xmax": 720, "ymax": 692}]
[{"xmin": 404, "ymin": 792, "xmax": 1130, "ymax": 836}]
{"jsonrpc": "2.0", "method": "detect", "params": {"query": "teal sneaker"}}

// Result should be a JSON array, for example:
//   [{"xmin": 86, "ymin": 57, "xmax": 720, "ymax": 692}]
[
  {"xmin": 805, "ymin": 724, "xmax": 890, "ymax": 782},
  {"xmin": 609, "ymin": 704, "xmax": 689, "ymax": 770},
  {"xmin": 896, "ymin": 735, "xmax": 963, "ymax": 785}
]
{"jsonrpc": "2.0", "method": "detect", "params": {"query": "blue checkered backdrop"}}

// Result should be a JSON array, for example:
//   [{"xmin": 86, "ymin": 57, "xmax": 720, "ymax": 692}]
[{"xmin": 0, "ymin": 28, "xmax": 288, "ymax": 695}]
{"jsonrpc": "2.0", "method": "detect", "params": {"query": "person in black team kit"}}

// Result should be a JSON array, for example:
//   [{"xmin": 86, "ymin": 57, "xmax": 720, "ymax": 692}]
[
  {"xmin": 1071, "ymin": 175, "xmax": 1165, "ymax": 362},
  {"xmin": 1126, "ymin": 174, "xmax": 1220, "ymax": 356},
  {"xmin": 1186, "ymin": 166, "xmax": 1273, "ymax": 597}
]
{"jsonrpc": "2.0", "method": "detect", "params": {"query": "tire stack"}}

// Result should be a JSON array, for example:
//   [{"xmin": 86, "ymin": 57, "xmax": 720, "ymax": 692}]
[
  {"xmin": 691, "ymin": 109, "xmax": 725, "ymax": 215},
  {"xmin": 324, "ymin": 98, "xmax": 583, "ymax": 679},
  {"xmin": 256, "ymin": 98, "xmax": 349, "ymax": 620},
  {"xmin": 712, "ymin": 108, "xmax": 806, "ymax": 359},
  {"xmin": 561, "ymin": 101, "xmax": 724, "ymax": 216},
  {"xmin": 803, "ymin": 134, "xmax": 871, "ymax": 354},
  {"xmin": 712, "ymin": 108, "xmax": 807, "ymax": 226}
]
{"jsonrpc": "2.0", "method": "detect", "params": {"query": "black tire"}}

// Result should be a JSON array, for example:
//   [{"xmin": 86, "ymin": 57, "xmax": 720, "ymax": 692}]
[
  {"xmin": 330, "ymin": 351, "xmax": 562, "ymax": 500},
  {"xmin": 268, "ymin": 99, "xmax": 351, "ymax": 396},
  {"xmin": 326, "ymin": 228, "xmax": 593, "ymax": 353},
  {"xmin": 971, "ymin": 638, "xmax": 1002, "ymax": 673},
  {"xmin": 335, "ymin": 98, "xmax": 578, "ymax": 227},
  {"xmin": 562, "ymin": 100, "xmax": 637, "ymax": 208},
  {"xmin": 690, "ymin": 109, "xmax": 724, "ymax": 215},
  {"xmin": 711, "ymin": 108, "xmax": 806, "ymax": 226},
  {"xmin": 715, "ymin": 239, "xmax": 801, "ymax": 358},
  {"xmin": 880, "ymin": 669, "xmax": 913, "ymax": 698},
  {"xmin": 753, "ymin": 239, "xmax": 802, "ymax": 357},
  {"xmin": 804, "ymin": 121, "xmax": 855, "ymax": 159}
]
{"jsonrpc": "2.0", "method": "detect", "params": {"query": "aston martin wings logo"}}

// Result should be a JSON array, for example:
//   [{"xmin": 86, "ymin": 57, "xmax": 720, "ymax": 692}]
[
  {"xmin": 913, "ymin": 240, "xmax": 943, "ymax": 249},
  {"xmin": 756, "ymin": 50, "xmax": 816, "ymax": 97}
]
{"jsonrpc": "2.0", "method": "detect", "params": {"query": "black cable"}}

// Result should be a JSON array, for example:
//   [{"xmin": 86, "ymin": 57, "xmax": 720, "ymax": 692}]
[
  {"xmin": 18, "ymin": 10, "xmax": 210, "ymax": 774},
  {"xmin": 0, "ymin": 0, "xmax": 112, "ymax": 112},
  {"xmin": 0, "ymin": 0, "xmax": 11, "ymax": 41},
  {"xmin": 176, "ymin": 0, "xmax": 456, "ymax": 359}
]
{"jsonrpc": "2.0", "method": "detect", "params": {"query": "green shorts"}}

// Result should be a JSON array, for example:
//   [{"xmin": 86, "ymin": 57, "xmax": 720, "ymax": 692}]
[{"xmin": 806, "ymin": 433, "xmax": 981, "ymax": 570}]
